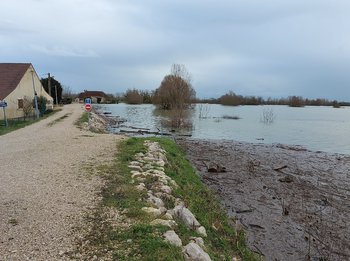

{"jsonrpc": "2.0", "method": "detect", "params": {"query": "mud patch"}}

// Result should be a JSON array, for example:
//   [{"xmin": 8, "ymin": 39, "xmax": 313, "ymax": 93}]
[{"xmin": 177, "ymin": 139, "xmax": 350, "ymax": 261}]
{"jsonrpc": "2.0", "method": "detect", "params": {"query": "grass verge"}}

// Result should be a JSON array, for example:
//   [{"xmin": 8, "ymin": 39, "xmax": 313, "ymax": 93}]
[
  {"xmin": 78, "ymin": 137, "xmax": 258, "ymax": 260},
  {"xmin": 0, "ymin": 110, "xmax": 60, "ymax": 136},
  {"xmin": 75, "ymin": 111, "xmax": 89, "ymax": 127},
  {"xmin": 47, "ymin": 113, "xmax": 72, "ymax": 127}
]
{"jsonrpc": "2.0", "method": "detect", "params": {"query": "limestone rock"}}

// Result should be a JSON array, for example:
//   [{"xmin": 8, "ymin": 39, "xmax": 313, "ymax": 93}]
[
  {"xmin": 143, "ymin": 156, "xmax": 156, "ymax": 162},
  {"xmin": 141, "ymin": 207, "xmax": 162, "ymax": 217},
  {"xmin": 190, "ymin": 237, "xmax": 205, "ymax": 248},
  {"xmin": 143, "ymin": 163, "xmax": 154, "ymax": 170},
  {"xmin": 147, "ymin": 193, "xmax": 164, "ymax": 208},
  {"xmin": 131, "ymin": 170, "xmax": 141, "ymax": 175},
  {"xmin": 164, "ymin": 230, "xmax": 182, "ymax": 247},
  {"xmin": 136, "ymin": 183, "xmax": 146, "ymax": 191},
  {"xmin": 160, "ymin": 185, "xmax": 172, "ymax": 194},
  {"xmin": 167, "ymin": 209, "xmax": 175, "ymax": 217},
  {"xmin": 159, "ymin": 207, "xmax": 167, "ymax": 215},
  {"xmin": 183, "ymin": 242, "xmax": 212, "ymax": 261},
  {"xmin": 163, "ymin": 212, "xmax": 174, "ymax": 220},
  {"xmin": 174, "ymin": 205, "xmax": 200, "ymax": 228},
  {"xmin": 135, "ymin": 176, "xmax": 146, "ymax": 182},
  {"xmin": 155, "ymin": 160, "xmax": 166, "ymax": 167},
  {"xmin": 132, "ymin": 172, "xmax": 144, "ymax": 179},
  {"xmin": 196, "ymin": 226, "xmax": 207, "ymax": 237},
  {"xmin": 135, "ymin": 152, "xmax": 145, "ymax": 158},
  {"xmin": 150, "ymin": 219, "xmax": 177, "ymax": 228},
  {"xmin": 129, "ymin": 161, "xmax": 143, "ymax": 167},
  {"xmin": 175, "ymin": 198, "xmax": 185, "ymax": 207},
  {"xmin": 129, "ymin": 165, "xmax": 142, "ymax": 172}
]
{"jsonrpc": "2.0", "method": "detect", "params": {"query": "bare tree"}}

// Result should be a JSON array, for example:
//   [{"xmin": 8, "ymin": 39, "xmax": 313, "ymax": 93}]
[
  {"xmin": 153, "ymin": 64, "xmax": 196, "ymax": 128},
  {"xmin": 260, "ymin": 107, "xmax": 276, "ymax": 124},
  {"xmin": 153, "ymin": 64, "xmax": 196, "ymax": 110},
  {"xmin": 124, "ymin": 89, "xmax": 143, "ymax": 104},
  {"xmin": 198, "ymin": 103, "xmax": 210, "ymax": 119},
  {"xmin": 62, "ymin": 85, "xmax": 73, "ymax": 98},
  {"xmin": 22, "ymin": 96, "xmax": 34, "ymax": 120}
]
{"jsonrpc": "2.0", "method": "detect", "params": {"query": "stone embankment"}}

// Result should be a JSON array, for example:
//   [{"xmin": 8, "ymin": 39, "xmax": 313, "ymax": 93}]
[
  {"xmin": 129, "ymin": 140, "xmax": 212, "ymax": 261},
  {"xmin": 82, "ymin": 111, "xmax": 114, "ymax": 133}
]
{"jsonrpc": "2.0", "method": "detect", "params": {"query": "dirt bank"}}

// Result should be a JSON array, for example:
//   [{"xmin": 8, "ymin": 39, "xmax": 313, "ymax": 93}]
[{"xmin": 177, "ymin": 139, "xmax": 350, "ymax": 261}]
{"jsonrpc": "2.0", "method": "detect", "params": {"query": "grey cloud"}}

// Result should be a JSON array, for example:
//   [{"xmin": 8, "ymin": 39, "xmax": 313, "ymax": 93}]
[{"xmin": 1, "ymin": 0, "xmax": 350, "ymax": 101}]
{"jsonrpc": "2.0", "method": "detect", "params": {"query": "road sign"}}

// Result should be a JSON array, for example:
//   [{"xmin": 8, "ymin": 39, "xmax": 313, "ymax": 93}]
[
  {"xmin": 85, "ymin": 98, "xmax": 91, "ymax": 104},
  {"xmin": 0, "ymin": 100, "xmax": 7, "ymax": 108},
  {"xmin": 85, "ymin": 103, "xmax": 91, "ymax": 112}
]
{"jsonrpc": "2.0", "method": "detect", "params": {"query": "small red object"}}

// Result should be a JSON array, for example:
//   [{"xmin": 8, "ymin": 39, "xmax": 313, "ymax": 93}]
[{"xmin": 85, "ymin": 103, "xmax": 91, "ymax": 112}]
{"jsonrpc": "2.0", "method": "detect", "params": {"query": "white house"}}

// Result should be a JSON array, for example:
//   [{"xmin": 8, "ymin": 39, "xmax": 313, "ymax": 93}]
[{"xmin": 0, "ymin": 63, "xmax": 53, "ymax": 120}]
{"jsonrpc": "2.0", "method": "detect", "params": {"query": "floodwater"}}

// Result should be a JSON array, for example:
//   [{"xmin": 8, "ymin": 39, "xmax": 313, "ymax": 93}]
[{"xmin": 97, "ymin": 103, "xmax": 350, "ymax": 154}]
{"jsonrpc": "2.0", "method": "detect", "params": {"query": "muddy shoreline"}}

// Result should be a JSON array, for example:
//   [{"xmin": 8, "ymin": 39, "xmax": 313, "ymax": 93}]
[{"xmin": 176, "ymin": 138, "xmax": 350, "ymax": 261}]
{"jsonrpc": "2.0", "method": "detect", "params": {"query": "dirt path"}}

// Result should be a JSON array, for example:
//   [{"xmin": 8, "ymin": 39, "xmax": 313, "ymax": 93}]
[
  {"xmin": 178, "ymin": 139, "xmax": 350, "ymax": 261},
  {"xmin": 0, "ymin": 104, "xmax": 122, "ymax": 260}
]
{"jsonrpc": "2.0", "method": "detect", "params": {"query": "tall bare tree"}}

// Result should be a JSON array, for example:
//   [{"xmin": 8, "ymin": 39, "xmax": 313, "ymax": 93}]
[{"xmin": 154, "ymin": 64, "xmax": 196, "ymax": 110}]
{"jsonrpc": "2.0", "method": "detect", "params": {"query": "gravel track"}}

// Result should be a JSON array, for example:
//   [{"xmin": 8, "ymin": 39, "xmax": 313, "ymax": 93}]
[{"xmin": 0, "ymin": 104, "xmax": 121, "ymax": 260}]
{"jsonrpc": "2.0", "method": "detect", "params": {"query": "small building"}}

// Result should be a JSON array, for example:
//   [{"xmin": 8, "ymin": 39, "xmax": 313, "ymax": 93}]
[
  {"xmin": 78, "ymin": 90, "xmax": 107, "ymax": 103},
  {"xmin": 0, "ymin": 63, "xmax": 54, "ymax": 120}
]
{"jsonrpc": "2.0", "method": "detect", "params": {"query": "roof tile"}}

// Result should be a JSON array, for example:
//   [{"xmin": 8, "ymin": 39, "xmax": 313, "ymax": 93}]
[{"xmin": 0, "ymin": 63, "xmax": 31, "ymax": 100}]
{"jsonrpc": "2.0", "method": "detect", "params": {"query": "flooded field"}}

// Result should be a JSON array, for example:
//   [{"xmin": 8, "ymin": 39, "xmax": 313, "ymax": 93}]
[
  {"xmin": 97, "ymin": 103, "xmax": 350, "ymax": 154},
  {"xmin": 177, "ymin": 139, "xmax": 350, "ymax": 260}
]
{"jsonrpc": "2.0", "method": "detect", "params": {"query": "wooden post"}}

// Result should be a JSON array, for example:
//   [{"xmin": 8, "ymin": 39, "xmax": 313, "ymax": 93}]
[{"xmin": 3, "ymin": 107, "xmax": 8, "ymax": 127}]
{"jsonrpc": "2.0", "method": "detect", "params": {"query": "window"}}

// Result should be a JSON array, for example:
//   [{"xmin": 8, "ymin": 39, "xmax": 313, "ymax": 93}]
[{"xmin": 18, "ymin": 98, "xmax": 24, "ymax": 109}]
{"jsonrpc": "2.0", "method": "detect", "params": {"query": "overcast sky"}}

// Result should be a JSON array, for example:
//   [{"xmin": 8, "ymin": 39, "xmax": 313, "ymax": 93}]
[{"xmin": 1, "ymin": 0, "xmax": 350, "ymax": 100}]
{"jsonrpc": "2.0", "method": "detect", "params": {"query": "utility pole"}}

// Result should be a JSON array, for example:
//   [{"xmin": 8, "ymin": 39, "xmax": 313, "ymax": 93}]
[
  {"xmin": 31, "ymin": 70, "xmax": 39, "ymax": 119},
  {"xmin": 54, "ymin": 85, "xmax": 58, "ymax": 105},
  {"xmin": 48, "ymin": 73, "xmax": 52, "ymax": 97}
]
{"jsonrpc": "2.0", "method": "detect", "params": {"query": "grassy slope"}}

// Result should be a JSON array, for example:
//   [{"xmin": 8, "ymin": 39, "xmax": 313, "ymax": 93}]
[{"xmin": 83, "ymin": 137, "xmax": 258, "ymax": 260}]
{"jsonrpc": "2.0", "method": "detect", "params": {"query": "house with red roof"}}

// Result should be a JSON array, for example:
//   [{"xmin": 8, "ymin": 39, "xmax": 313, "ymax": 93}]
[
  {"xmin": 0, "ymin": 63, "xmax": 53, "ymax": 120},
  {"xmin": 78, "ymin": 90, "xmax": 107, "ymax": 103}
]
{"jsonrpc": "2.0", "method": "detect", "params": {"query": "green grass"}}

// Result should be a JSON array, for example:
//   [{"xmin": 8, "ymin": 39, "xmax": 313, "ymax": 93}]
[
  {"xmin": 0, "ymin": 110, "xmax": 58, "ymax": 136},
  {"xmin": 149, "ymin": 137, "xmax": 259, "ymax": 260},
  {"xmin": 80, "ymin": 137, "xmax": 259, "ymax": 260},
  {"xmin": 75, "ymin": 111, "xmax": 89, "ymax": 127},
  {"xmin": 47, "ymin": 113, "xmax": 72, "ymax": 126}
]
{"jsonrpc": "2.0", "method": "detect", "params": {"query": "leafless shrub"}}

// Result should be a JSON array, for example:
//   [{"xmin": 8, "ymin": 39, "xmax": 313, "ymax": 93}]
[
  {"xmin": 153, "ymin": 64, "xmax": 195, "ymax": 110},
  {"xmin": 22, "ymin": 96, "xmax": 34, "ymax": 120},
  {"xmin": 154, "ymin": 64, "xmax": 196, "ymax": 129},
  {"xmin": 213, "ymin": 118, "xmax": 222, "ymax": 123},
  {"xmin": 124, "ymin": 89, "xmax": 143, "ymax": 104},
  {"xmin": 260, "ymin": 108, "xmax": 275, "ymax": 124},
  {"xmin": 198, "ymin": 103, "xmax": 210, "ymax": 119}
]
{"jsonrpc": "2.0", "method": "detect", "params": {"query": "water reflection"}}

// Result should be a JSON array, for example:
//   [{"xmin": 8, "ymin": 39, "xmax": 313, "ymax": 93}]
[
  {"xmin": 96, "ymin": 103, "xmax": 350, "ymax": 154},
  {"xmin": 153, "ymin": 107, "xmax": 195, "ymax": 134}
]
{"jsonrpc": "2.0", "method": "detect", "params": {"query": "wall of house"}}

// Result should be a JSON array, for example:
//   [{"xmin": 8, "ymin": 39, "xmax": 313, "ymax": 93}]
[{"xmin": 0, "ymin": 65, "xmax": 54, "ymax": 120}]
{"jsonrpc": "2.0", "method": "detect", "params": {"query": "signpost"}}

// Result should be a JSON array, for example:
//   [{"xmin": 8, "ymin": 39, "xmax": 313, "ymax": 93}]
[
  {"xmin": 85, "ymin": 103, "xmax": 91, "ymax": 112},
  {"xmin": 0, "ymin": 100, "xmax": 8, "ymax": 127},
  {"xmin": 85, "ymin": 98, "xmax": 91, "ymax": 127}
]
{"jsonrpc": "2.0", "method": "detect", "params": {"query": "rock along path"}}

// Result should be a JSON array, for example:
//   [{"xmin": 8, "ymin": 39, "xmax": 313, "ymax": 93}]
[{"xmin": 0, "ymin": 104, "xmax": 121, "ymax": 260}]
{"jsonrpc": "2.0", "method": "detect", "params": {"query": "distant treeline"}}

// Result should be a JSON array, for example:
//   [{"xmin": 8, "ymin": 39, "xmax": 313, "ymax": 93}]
[
  {"xmin": 197, "ymin": 91, "xmax": 350, "ymax": 107},
  {"xmin": 104, "ymin": 89, "xmax": 349, "ymax": 108}
]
